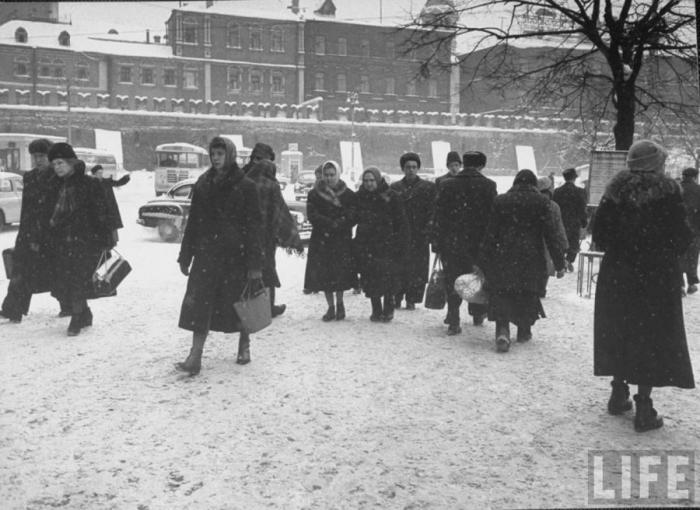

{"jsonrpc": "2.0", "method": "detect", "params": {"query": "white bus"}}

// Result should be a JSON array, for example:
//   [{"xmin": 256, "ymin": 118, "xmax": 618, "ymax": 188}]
[
  {"xmin": 0, "ymin": 133, "xmax": 65, "ymax": 174},
  {"xmin": 73, "ymin": 147, "xmax": 121, "ymax": 179}
]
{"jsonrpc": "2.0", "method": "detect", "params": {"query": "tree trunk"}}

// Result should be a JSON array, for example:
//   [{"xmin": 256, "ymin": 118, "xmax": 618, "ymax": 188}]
[{"xmin": 613, "ymin": 84, "xmax": 636, "ymax": 151}]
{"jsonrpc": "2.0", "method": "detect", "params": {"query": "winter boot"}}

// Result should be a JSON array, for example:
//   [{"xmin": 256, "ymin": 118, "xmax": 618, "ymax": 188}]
[
  {"xmin": 322, "ymin": 305, "xmax": 336, "ymax": 322},
  {"xmin": 633, "ymin": 394, "xmax": 663, "ymax": 432},
  {"xmin": 516, "ymin": 324, "xmax": 532, "ymax": 343},
  {"xmin": 335, "ymin": 302, "xmax": 346, "ymax": 321},
  {"xmin": 447, "ymin": 324, "xmax": 462, "ymax": 336},
  {"xmin": 370, "ymin": 298, "xmax": 382, "ymax": 322},
  {"xmin": 495, "ymin": 321, "xmax": 511, "ymax": 353},
  {"xmin": 0, "ymin": 309, "xmax": 21, "ymax": 323},
  {"xmin": 405, "ymin": 301, "xmax": 416, "ymax": 311},
  {"xmin": 81, "ymin": 307, "xmax": 93, "ymax": 328},
  {"xmin": 394, "ymin": 295, "xmax": 403, "ymax": 309},
  {"xmin": 472, "ymin": 313, "xmax": 486, "ymax": 326},
  {"xmin": 67, "ymin": 314, "xmax": 82, "ymax": 336},
  {"xmin": 607, "ymin": 380, "xmax": 632, "ymax": 415},
  {"xmin": 236, "ymin": 334, "xmax": 251, "ymax": 365},
  {"xmin": 381, "ymin": 295, "xmax": 394, "ymax": 322},
  {"xmin": 175, "ymin": 347, "xmax": 203, "ymax": 376}
]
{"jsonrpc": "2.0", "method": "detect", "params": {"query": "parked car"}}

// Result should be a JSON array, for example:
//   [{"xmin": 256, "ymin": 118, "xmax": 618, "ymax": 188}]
[
  {"xmin": 0, "ymin": 171, "xmax": 23, "ymax": 230},
  {"xmin": 294, "ymin": 170, "xmax": 317, "ymax": 200},
  {"xmin": 137, "ymin": 178, "xmax": 312, "ymax": 242}
]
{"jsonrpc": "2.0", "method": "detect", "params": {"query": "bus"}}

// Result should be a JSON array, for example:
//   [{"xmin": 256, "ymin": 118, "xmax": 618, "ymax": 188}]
[
  {"xmin": 0, "ymin": 133, "xmax": 65, "ymax": 174},
  {"xmin": 74, "ymin": 147, "xmax": 121, "ymax": 179}
]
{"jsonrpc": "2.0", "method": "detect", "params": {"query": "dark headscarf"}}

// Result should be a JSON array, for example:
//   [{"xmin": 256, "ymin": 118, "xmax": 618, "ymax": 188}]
[
  {"xmin": 513, "ymin": 169, "xmax": 538, "ymax": 187},
  {"xmin": 251, "ymin": 142, "xmax": 275, "ymax": 162},
  {"xmin": 208, "ymin": 136, "xmax": 238, "ymax": 174},
  {"xmin": 361, "ymin": 166, "xmax": 390, "ymax": 201}
]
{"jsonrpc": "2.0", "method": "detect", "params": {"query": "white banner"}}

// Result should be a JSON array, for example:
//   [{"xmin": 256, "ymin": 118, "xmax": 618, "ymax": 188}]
[
  {"xmin": 431, "ymin": 141, "xmax": 451, "ymax": 172},
  {"xmin": 94, "ymin": 128, "xmax": 123, "ymax": 169},
  {"xmin": 515, "ymin": 145, "xmax": 537, "ymax": 174},
  {"xmin": 340, "ymin": 140, "xmax": 362, "ymax": 181}
]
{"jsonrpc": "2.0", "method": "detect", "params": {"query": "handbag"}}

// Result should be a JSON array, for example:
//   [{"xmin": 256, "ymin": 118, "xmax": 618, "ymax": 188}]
[
  {"xmin": 424, "ymin": 256, "xmax": 446, "ymax": 310},
  {"xmin": 2, "ymin": 248, "xmax": 13, "ymax": 279},
  {"xmin": 233, "ymin": 279, "xmax": 271, "ymax": 334},
  {"xmin": 454, "ymin": 266, "xmax": 488, "ymax": 305},
  {"xmin": 90, "ymin": 249, "xmax": 132, "ymax": 298}
]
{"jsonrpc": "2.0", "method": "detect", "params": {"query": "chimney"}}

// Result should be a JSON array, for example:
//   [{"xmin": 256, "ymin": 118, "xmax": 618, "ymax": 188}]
[
  {"xmin": 288, "ymin": 0, "xmax": 300, "ymax": 14},
  {"xmin": 154, "ymin": 35, "xmax": 161, "ymax": 43},
  {"xmin": 146, "ymin": 29, "xmax": 150, "ymax": 43}
]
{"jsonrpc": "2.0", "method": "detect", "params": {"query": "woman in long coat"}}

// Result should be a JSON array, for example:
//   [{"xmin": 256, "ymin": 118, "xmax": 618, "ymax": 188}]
[
  {"xmin": 46, "ymin": 143, "xmax": 113, "ymax": 336},
  {"xmin": 592, "ymin": 140, "xmax": 694, "ymax": 432},
  {"xmin": 354, "ymin": 167, "xmax": 409, "ymax": 322},
  {"xmin": 303, "ymin": 160, "xmax": 357, "ymax": 320},
  {"xmin": 537, "ymin": 176, "xmax": 569, "ymax": 295},
  {"xmin": 479, "ymin": 169, "xmax": 566, "ymax": 352},
  {"xmin": 176, "ymin": 137, "xmax": 263, "ymax": 375}
]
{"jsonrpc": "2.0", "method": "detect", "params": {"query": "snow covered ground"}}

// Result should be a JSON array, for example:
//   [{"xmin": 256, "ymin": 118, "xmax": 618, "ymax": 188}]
[{"xmin": 1, "ymin": 171, "xmax": 698, "ymax": 509}]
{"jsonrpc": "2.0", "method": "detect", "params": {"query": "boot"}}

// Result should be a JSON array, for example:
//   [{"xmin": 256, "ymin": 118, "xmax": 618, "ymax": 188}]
[
  {"xmin": 633, "ymin": 395, "xmax": 663, "ymax": 432},
  {"xmin": 236, "ymin": 335, "xmax": 251, "ymax": 365},
  {"xmin": 516, "ymin": 324, "xmax": 532, "ymax": 343},
  {"xmin": 370, "ymin": 298, "xmax": 382, "ymax": 322},
  {"xmin": 394, "ymin": 295, "xmax": 402, "ymax": 309},
  {"xmin": 81, "ymin": 307, "xmax": 93, "ymax": 328},
  {"xmin": 495, "ymin": 321, "xmax": 511, "ymax": 353},
  {"xmin": 405, "ymin": 302, "xmax": 416, "ymax": 311},
  {"xmin": 271, "ymin": 304, "xmax": 286, "ymax": 318},
  {"xmin": 175, "ymin": 347, "xmax": 203, "ymax": 376},
  {"xmin": 67, "ymin": 314, "xmax": 82, "ymax": 336},
  {"xmin": 607, "ymin": 380, "xmax": 632, "ymax": 415},
  {"xmin": 0, "ymin": 309, "xmax": 21, "ymax": 323},
  {"xmin": 335, "ymin": 302, "xmax": 346, "ymax": 321},
  {"xmin": 322, "ymin": 305, "xmax": 336, "ymax": 322},
  {"xmin": 447, "ymin": 324, "xmax": 462, "ymax": 336},
  {"xmin": 381, "ymin": 295, "xmax": 394, "ymax": 322},
  {"xmin": 472, "ymin": 313, "xmax": 486, "ymax": 326}
]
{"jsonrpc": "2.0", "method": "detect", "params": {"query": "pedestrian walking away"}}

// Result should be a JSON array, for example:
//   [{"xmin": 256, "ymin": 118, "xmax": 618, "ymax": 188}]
[
  {"xmin": 680, "ymin": 166, "xmax": 700, "ymax": 295},
  {"xmin": 592, "ymin": 139, "xmax": 695, "ymax": 432},
  {"xmin": 390, "ymin": 152, "xmax": 436, "ymax": 310},
  {"xmin": 537, "ymin": 176, "xmax": 569, "ymax": 297},
  {"xmin": 90, "ymin": 164, "xmax": 130, "ymax": 246},
  {"xmin": 176, "ymin": 136, "xmax": 264, "ymax": 375},
  {"xmin": 553, "ymin": 167, "xmax": 588, "ymax": 271},
  {"xmin": 479, "ymin": 169, "xmax": 566, "ymax": 352},
  {"xmin": 433, "ymin": 151, "xmax": 497, "ymax": 335},
  {"xmin": 46, "ymin": 143, "xmax": 114, "ymax": 336},
  {"xmin": 354, "ymin": 167, "xmax": 409, "ymax": 322},
  {"xmin": 303, "ymin": 160, "xmax": 357, "ymax": 321}
]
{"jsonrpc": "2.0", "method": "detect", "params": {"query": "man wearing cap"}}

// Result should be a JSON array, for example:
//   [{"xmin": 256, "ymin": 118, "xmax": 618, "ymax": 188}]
[
  {"xmin": 433, "ymin": 151, "xmax": 497, "ymax": 335},
  {"xmin": 390, "ymin": 152, "xmax": 436, "ymax": 309},
  {"xmin": 680, "ymin": 167, "xmax": 700, "ymax": 294},
  {"xmin": 0, "ymin": 138, "xmax": 65, "ymax": 322},
  {"xmin": 435, "ymin": 151, "xmax": 462, "ymax": 188},
  {"xmin": 553, "ymin": 167, "xmax": 588, "ymax": 271}
]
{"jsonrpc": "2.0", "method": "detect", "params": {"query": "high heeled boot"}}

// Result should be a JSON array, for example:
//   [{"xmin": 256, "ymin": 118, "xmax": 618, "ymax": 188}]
[
  {"xmin": 175, "ymin": 347, "xmax": 203, "ymax": 376},
  {"xmin": 633, "ymin": 394, "xmax": 663, "ymax": 432},
  {"xmin": 607, "ymin": 379, "xmax": 632, "ymax": 415},
  {"xmin": 237, "ymin": 334, "xmax": 251, "ymax": 365}
]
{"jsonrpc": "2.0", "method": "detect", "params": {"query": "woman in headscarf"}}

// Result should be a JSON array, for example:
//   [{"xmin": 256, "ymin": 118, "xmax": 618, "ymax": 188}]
[
  {"xmin": 353, "ymin": 167, "xmax": 409, "ymax": 322},
  {"xmin": 303, "ymin": 160, "xmax": 357, "ymax": 320},
  {"xmin": 246, "ymin": 159, "xmax": 304, "ymax": 318},
  {"xmin": 46, "ymin": 143, "xmax": 113, "ymax": 336},
  {"xmin": 479, "ymin": 169, "xmax": 566, "ymax": 352},
  {"xmin": 537, "ymin": 176, "xmax": 569, "ymax": 296},
  {"xmin": 592, "ymin": 140, "xmax": 694, "ymax": 432},
  {"xmin": 176, "ymin": 136, "xmax": 264, "ymax": 375}
]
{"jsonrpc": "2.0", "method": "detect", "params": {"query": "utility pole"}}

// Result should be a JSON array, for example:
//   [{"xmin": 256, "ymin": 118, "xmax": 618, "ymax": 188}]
[
  {"xmin": 347, "ymin": 91, "xmax": 359, "ymax": 181},
  {"xmin": 66, "ymin": 76, "xmax": 72, "ymax": 144}
]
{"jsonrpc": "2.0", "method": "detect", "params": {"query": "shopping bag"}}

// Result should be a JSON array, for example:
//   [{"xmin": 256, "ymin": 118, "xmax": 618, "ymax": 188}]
[
  {"xmin": 90, "ymin": 249, "xmax": 132, "ymax": 298},
  {"xmin": 2, "ymin": 248, "xmax": 13, "ymax": 279},
  {"xmin": 424, "ymin": 256, "xmax": 446, "ymax": 310},
  {"xmin": 233, "ymin": 280, "xmax": 271, "ymax": 334},
  {"xmin": 454, "ymin": 266, "xmax": 488, "ymax": 305}
]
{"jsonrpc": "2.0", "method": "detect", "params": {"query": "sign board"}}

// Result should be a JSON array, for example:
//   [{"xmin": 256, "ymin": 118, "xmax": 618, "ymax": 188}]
[
  {"xmin": 220, "ymin": 134, "xmax": 244, "ymax": 150},
  {"xmin": 340, "ymin": 140, "xmax": 362, "ymax": 180},
  {"xmin": 515, "ymin": 145, "xmax": 537, "ymax": 174},
  {"xmin": 288, "ymin": 143, "xmax": 299, "ymax": 151},
  {"xmin": 94, "ymin": 129, "xmax": 123, "ymax": 169},
  {"xmin": 587, "ymin": 150, "xmax": 627, "ymax": 206},
  {"xmin": 431, "ymin": 141, "xmax": 451, "ymax": 172}
]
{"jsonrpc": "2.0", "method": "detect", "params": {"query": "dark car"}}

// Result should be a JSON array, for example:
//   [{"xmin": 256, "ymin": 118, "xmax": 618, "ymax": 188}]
[
  {"xmin": 294, "ymin": 170, "xmax": 317, "ymax": 200},
  {"xmin": 138, "ymin": 179, "xmax": 312, "ymax": 242}
]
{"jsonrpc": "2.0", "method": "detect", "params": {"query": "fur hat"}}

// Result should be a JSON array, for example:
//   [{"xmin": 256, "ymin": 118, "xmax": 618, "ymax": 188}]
[
  {"xmin": 513, "ymin": 169, "xmax": 537, "ymax": 187},
  {"xmin": 251, "ymin": 142, "xmax": 275, "ymax": 162},
  {"xmin": 626, "ymin": 139, "xmax": 667, "ymax": 173},
  {"xmin": 446, "ymin": 151, "xmax": 461, "ymax": 166},
  {"xmin": 682, "ymin": 167, "xmax": 698, "ymax": 179},
  {"xmin": 562, "ymin": 167, "xmax": 577, "ymax": 180},
  {"xmin": 28, "ymin": 138, "xmax": 53, "ymax": 155},
  {"xmin": 47, "ymin": 142, "xmax": 77, "ymax": 161},
  {"xmin": 90, "ymin": 164, "xmax": 103, "ymax": 175},
  {"xmin": 462, "ymin": 151, "xmax": 486, "ymax": 168},
  {"xmin": 400, "ymin": 152, "xmax": 421, "ymax": 169}
]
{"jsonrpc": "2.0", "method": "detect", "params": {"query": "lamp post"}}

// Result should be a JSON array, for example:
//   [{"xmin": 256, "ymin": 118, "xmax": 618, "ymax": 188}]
[
  {"xmin": 65, "ymin": 76, "xmax": 72, "ymax": 144},
  {"xmin": 347, "ymin": 91, "xmax": 359, "ymax": 181}
]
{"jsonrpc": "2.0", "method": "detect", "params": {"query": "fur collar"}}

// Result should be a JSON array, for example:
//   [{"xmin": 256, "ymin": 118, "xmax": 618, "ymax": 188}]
[{"xmin": 603, "ymin": 170, "xmax": 680, "ymax": 206}]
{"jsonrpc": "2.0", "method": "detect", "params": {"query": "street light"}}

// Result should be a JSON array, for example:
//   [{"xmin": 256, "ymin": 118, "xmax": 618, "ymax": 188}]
[{"xmin": 347, "ymin": 91, "xmax": 360, "ymax": 181}]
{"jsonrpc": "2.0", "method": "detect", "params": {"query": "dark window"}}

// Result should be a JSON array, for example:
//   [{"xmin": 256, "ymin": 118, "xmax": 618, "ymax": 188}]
[
  {"xmin": 272, "ymin": 73, "xmax": 284, "ymax": 94},
  {"xmin": 250, "ymin": 26, "xmax": 263, "ymax": 50},
  {"xmin": 58, "ymin": 31, "xmax": 70, "ymax": 46},
  {"xmin": 250, "ymin": 70, "xmax": 263, "ymax": 94},
  {"xmin": 336, "ymin": 73, "xmax": 346, "ymax": 92},
  {"xmin": 386, "ymin": 77, "xmax": 395, "ymax": 95},
  {"xmin": 361, "ymin": 39, "xmax": 370, "ymax": 57},
  {"xmin": 76, "ymin": 63, "xmax": 89, "ymax": 80},
  {"xmin": 360, "ymin": 75, "xmax": 369, "ymax": 93},
  {"xmin": 338, "ymin": 37, "xmax": 347, "ymax": 56},
  {"xmin": 53, "ymin": 60, "xmax": 64, "ymax": 78},
  {"xmin": 314, "ymin": 36, "xmax": 325, "ymax": 55},
  {"xmin": 227, "ymin": 67, "xmax": 241, "ymax": 91},
  {"xmin": 183, "ymin": 19, "xmax": 197, "ymax": 43},
  {"xmin": 271, "ymin": 27, "xmax": 284, "ymax": 52},
  {"xmin": 15, "ymin": 27, "xmax": 27, "ymax": 43},
  {"xmin": 141, "ymin": 67, "xmax": 154, "ymax": 85},
  {"xmin": 14, "ymin": 58, "xmax": 29, "ymax": 77},
  {"xmin": 314, "ymin": 72, "xmax": 325, "ymax": 91},
  {"xmin": 164, "ymin": 68, "xmax": 176, "ymax": 86},
  {"xmin": 228, "ymin": 24, "xmax": 240, "ymax": 47},
  {"xmin": 119, "ymin": 66, "xmax": 132, "ymax": 83}
]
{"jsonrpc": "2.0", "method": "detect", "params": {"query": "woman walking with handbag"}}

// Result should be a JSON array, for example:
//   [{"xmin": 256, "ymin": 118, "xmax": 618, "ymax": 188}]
[{"xmin": 176, "ymin": 136, "xmax": 264, "ymax": 376}]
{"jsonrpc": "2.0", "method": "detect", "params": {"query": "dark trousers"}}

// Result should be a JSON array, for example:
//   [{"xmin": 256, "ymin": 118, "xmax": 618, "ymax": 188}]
[
  {"xmin": 442, "ymin": 253, "xmax": 486, "ymax": 326},
  {"xmin": 565, "ymin": 236, "xmax": 581, "ymax": 263},
  {"xmin": 371, "ymin": 295, "xmax": 394, "ymax": 315},
  {"xmin": 395, "ymin": 283, "xmax": 425, "ymax": 305},
  {"xmin": 447, "ymin": 293, "xmax": 487, "ymax": 326},
  {"xmin": 682, "ymin": 238, "xmax": 700, "ymax": 286},
  {"xmin": 1, "ymin": 277, "xmax": 33, "ymax": 317}
]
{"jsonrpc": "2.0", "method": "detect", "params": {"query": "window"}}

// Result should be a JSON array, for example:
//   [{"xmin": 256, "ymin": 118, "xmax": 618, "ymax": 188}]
[
  {"xmin": 314, "ymin": 72, "xmax": 325, "ymax": 91},
  {"xmin": 76, "ymin": 62, "xmax": 89, "ymax": 80},
  {"xmin": 58, "ymin": 30, "xmax": 70, "ymax": 46},
  {"xmin": 336, "ymin": 73, "xmax": 346, "ymax": 92},
  {"xmin": 141, "ymin": 67, "xmax": 155, "ymax": 85},
  {"xmin": 39, "ymin": 59, "xmax": 51, "ymax": 77},
  {"xmin": 386, "ymin": 77, "xmax": 395, "ymax": 95},
  {"xmin": 360, "ymin": 75, "xmax": 369, "ymax": 93},
  {"xmin": 53, "ymin": 59, "xmax": 64, "ymax": 78},
  {"xmin": 271, "ymin": 73, "xmax": 284, "ymax": 94},
  {"xmin": 183, "ymin": 68, "xmax": 198, "ymax": 89},
  {"xmin": 428, "ymin": 78, "xmax": 438, "ymax": 97},
  {"xmin": 164, "ymin": 68, "xmax": 176, "ymax": 86},
  {"xmin": 361, "ymin": 39, "xmax": 370, "ymax": 57},
  {"xmin": 337, "ymin": 37, "xmax": 347, "ymax": 56},
  {"xmin": 386, "ymin": 41, "xmax": 394, "ymax": 58},
  {"xmin": 271, "ymin": 27, "xmax": 284, "ymax": 52},
  {"xmin": 14, "ymin": 57, "xmax": 29, "ymax": 77},
  {"xmin": 15, "ymin": 27, "xmax": 27, "ymax": 43},
  {"xmin": 250, "ymin": 26, "xmax": 262, "ymax": 50},
  {"xmin": 314, "ymin": 36, "xmax": 325, "ymax": 55},
  {"xmin": 119, "ymin": 66, "xmax": 132, "ymax": 83},
  {"xmin": 228, "ymin": 24, "xmax": 240, "ymax": 47},
  {"xmin": 249, "ymin": 70, "xmax": 263, "ymax": 94},
  {"xmin": 406, "ymin": 81, "xmax": 416, "ymax": 96},
  {"xmin": 183, "ymin": 18, "xmax": 197, "ymax": 44},
  {"xmin": 227, "ymin": 67, "xmax": 241, "ymax": 91}
]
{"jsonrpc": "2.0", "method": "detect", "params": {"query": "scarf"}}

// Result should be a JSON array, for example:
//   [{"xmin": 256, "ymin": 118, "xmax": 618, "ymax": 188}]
[{"xmin": 314, "ymin": 179, "xmax": 348, "ymax": 207}]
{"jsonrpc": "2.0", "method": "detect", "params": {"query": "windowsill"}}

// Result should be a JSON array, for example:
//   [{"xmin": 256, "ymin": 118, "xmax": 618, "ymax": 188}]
[
  {"xmin": 118, "ymin": 81, "xmax": 133, "ymax": 85},
  {"xmin": 227, "ymin": 45, "xmax": 242, "ymax": 49},
  {"xmin": 249, "ymin": 47, "xmax": 263, "ymax": 52},
  {"xmin": 183, "ymin": 87, "xmax": 199, "ymax": 90},
  {"xmin": 141, "ymin": 83, "xmax": 156, "ymax": 87},
  {"xmin": 164, "ymin": 84, "xmax": 177, "ymax": 88}
]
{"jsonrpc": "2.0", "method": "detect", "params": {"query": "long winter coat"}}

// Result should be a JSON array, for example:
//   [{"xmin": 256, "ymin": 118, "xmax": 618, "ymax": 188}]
[
  {"xmin": 304, "ymin": 181, "xmax": 357, "ymax": 292},
  {"xmin": 353, "ymin": 181, "xmax": 409, "ymax": 297},
  {"xmin": 553, "ymin": 181, "xmax": 588, "ymax": 248},
  {"xmin": 479, "ymin": 184, "xmax": 566, "ymax": 296},
  {"xmin": 544, "ymin": 200, "xmax": 569, "ymax": 277},
  {"xmin": 593, "ymin": 171, "xmax": 694, "ymax": 388},
  {"xmin": 390, "ymin": 176, "xmax": 436, "ymax": 291},
  {"xmin": 681, "ymin": 178, "xmax": 700, "ymax": 235},
  {"xmin": 47, "ymin": 162, "xmax": 113, "ymax": 305},
  {"xmin": 178, "ymin": 153, "xmax": 263, "ymax": 333}
]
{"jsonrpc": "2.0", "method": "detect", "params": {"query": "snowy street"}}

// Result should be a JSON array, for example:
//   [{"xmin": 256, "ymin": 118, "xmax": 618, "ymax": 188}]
[{"xmin": 1, "ymin": 171, "xmax": 699, "ymax": 509}]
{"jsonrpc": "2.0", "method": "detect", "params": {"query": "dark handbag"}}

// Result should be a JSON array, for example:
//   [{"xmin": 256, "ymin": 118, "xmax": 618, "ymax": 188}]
[
  {"xmin": 424, "ymin": 256, "xmax": 446, "ymax": 310},
  {"xmin": 233, "ymin": 279, "xmax": 271, "ymax": 334},
  {"xmin": 90, "ymin": 249, "xmax": 132, "ymax": 298},
  {"xmin": 2, "ymin": 248, "xmax": 12, "ymax": 279}
]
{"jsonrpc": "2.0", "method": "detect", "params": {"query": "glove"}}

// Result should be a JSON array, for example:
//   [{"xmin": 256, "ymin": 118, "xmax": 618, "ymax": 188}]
[{"xmin": 179, "ymin": 260, "xmax": 190, "ymax": 276}]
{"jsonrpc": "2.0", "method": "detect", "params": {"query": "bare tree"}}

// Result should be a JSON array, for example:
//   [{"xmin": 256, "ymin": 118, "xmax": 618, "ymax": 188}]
[{"xmin": 405, "ymin": 0, "xmax": 698, "ymax": 150}]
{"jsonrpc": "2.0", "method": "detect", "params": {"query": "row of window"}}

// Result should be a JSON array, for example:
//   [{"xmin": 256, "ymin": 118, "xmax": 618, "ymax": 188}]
[
  {"xmin": 313, "ymin": 73, "xmax": 439, "ymax": 97},
  {"xmin": 13, "ymin": 57, "xmax": 89, "ymax": 80},
  {"xmin": 313, "ymin": 36, "xmax": 405, "ymax": 59},
  {"xmin": 117, "ymin": 65, "xmax": 189, "ymax": 87},
  {"xmin": 226, "ymin": 68, "xmax": 286, "ymax": 95},
  {"xmin": 14, "ymin": 27, "xmax": 71, "ymax": 46}
]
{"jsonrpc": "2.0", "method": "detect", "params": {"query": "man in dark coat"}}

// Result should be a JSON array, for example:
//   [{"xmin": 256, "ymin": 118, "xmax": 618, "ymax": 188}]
[
  {"xmin": 680, "ymin": 167, "xmax": 700, "ymax": 294},
  {"xmin": 553, "ymin": 167, "xmax": 588, "ymax": 271},
  {"xmin": 90, "ymin": 164, "xmax": 130, "ymax": 245},
  {"xmin": 0, "ymin": 138, "xmax": 65, "ymax": 323},
  {"xmin": 433, "ymin": 151, "xmax": 497, "ymax": 335},
  {"xmin": 390, "ymin": 152, "xmax": 436, "ymax": 309},
  {"xmin": 435, "ymin": 151, "xmax": 462, "ymax": 188}
]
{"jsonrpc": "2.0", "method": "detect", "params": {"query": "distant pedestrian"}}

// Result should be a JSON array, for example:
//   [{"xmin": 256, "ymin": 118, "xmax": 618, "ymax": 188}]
[
  {"xmin": 303, "ymin": 160, "xmax": 357, "ymax": 320},
  {"xmin": 46, "ymin": 143, "xmax": 114, "ymax": 336},
  {"xmin": 435, "ymin": 151, "xmax": 462, "ymax": 188},
  {"xmin": 0, "ymin": 139, "xmax": 66, "ymax": 323},
  {"xmin": 553, "ymin": 167, "xmax": 588, "ymax": 271},
  {"xmin": 592, "ymin": 140, "xmax": 694, "ymax": 432},
  {"xmin": 680, "ymin": 167, "xmax": 700, "ymax": 295},
  {"xmin": 90, "ymin": 164, "xmax": 130, "ymax": 245},
  {"xmin": 433, "ymin": 151, "xmax": 497, "ymax": 335},
  {"xmin": 241, "ymin": 142, "xmax": 275, "ymax": 174},
  {"xmin": 537, "ymin": 176, "xmax": 569, "ymax": 296},
  {"xmin": 390, "ymin": 152, "xmax": 436, "ymax": 310},
  {"xmin": 354, "ymin": 167, "xmax": 409, "ymax": 322},
  {"xmin": 176, "ymin": 136, "xmax": 263, "ymax": 375},
  {"xmin": 479, "ymin": 170, "xmax": 566, "ymax": 352}
]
